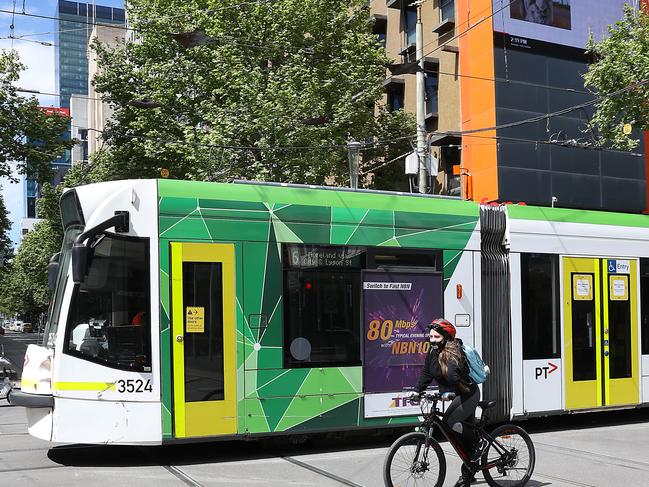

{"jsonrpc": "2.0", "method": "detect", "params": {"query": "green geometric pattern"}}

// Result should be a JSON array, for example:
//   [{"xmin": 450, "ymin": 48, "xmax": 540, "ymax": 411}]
[{"xmin": 158, "ymin": 180, "xmax": 479, "ymax": 439}]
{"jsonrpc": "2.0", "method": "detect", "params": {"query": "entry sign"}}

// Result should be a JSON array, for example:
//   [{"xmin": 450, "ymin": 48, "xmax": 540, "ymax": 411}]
[
  {"xmin": 186, "ymin": 306, "xmax": 205, "ymax": 333},
  {"xmin": 607, "ymin": 259, "xmax": 630, "ymax": 274}
]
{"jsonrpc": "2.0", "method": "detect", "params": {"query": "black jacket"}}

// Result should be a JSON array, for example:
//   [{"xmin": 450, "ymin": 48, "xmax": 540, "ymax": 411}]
[{"xmin": 415, "ymin": 341, "xmax": 477, "ymax": 395}]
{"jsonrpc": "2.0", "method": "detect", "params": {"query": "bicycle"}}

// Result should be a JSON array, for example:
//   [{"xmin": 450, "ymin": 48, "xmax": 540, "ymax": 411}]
[{"xmin": 383, "ymin": 392, "xmax": 535, "ymax": 487}]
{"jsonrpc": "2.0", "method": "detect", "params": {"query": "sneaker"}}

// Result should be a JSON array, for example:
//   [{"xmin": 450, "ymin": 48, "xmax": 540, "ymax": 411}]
[
  {"xmin": 470, "ymin": 437, "xmax": 488, "ymax": 462},
  {"xmin": 461, "ymin": 463, "xmax": 477, "ymax": 482}
]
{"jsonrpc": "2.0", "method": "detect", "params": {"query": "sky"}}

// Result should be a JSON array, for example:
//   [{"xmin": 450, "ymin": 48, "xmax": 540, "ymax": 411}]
[{"xmin": 0, "ymin": 0, "xmax": 123, "ymax": 247}]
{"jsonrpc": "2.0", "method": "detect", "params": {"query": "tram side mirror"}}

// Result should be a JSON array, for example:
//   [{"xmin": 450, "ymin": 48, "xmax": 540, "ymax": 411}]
[
  {"xmin": 72, "ymin": 244, "xmax": 89, "ymax": 284},
  {"xmin": 47, "ymin": 253, "xmax": 61, "ymax": 293}
]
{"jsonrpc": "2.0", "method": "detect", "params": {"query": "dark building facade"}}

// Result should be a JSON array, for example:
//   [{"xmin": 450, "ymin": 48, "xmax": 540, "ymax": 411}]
[
  {"xmin": 459, "ymin": 0, "xmax": 647, "ymax": 213},
  {"xmin": 493, "ymin": 35, "xmax": 645, "ymax": 213}
]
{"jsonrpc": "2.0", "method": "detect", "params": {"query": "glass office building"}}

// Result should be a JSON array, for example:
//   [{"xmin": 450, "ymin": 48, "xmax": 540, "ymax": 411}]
[
  {"xmin": 19, "ymin": 1, "xmax": 125, "ymax": 230},
  {"xmin": 56, "ymin": 0, "xmax": 125, "ymax": 110},
  {"xmin": 53, "ymin": 1, "xmax": 124, "ymax": 168}
]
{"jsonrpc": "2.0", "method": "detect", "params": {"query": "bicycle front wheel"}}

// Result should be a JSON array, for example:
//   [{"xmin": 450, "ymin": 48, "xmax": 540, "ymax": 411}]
[
  {"xmin": 482, "ymin": 424, "xmax": 535, "ymax": 487},
  {"xmin": 383, "ymin": 431, "xmax": 446, "ymax": 487}
]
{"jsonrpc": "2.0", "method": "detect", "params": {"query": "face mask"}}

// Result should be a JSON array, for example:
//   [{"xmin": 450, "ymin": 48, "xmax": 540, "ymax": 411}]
[{"xmin": 430, "ymin": 338, "xmax": 445, "ymax": 350}]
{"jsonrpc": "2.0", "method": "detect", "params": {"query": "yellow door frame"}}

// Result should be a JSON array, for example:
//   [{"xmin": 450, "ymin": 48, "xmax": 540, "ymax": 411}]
[
  {"xmin": 563, "ymin": 256, "xmax": 640, "ymax": 410},
  {"xmin": 601, "ymin": 259, "xmax": 639, "ymax": 407},
  {"xmin": 171, "ymin": 242, "xmax": 237, "ymax": 438},
  {"xmin": 563, "ymin": 257, "xmax": 602, "ymax": 410}
]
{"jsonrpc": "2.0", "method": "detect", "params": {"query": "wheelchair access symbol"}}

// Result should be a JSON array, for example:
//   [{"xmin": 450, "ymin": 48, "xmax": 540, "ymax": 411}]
[{"xmin": 607, "ymin": 260, "xmax": 616, "ymax": 273}]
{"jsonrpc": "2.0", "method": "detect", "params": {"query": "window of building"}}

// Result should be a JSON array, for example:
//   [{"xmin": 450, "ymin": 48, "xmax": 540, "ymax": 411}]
[
  {"xmin": 373, "ymin": 15, "xmax": 387, "ymax": 49},
  {"xmin": 387, "ymin": 84, "xmax": 405, "ymax": 112},
  {"xmin": 425, "ymin": 72, "xmax": 439, "ymax": 115},
  {"xmin": 640, "ymin": 259, "xmax": 649, "ymax": 355},
  {"xmin": 283, "ymin": 245, "xmax": 365, "ymax": 368},
  {"xmin": 64, "ymin": 234, "xmax": 151, "ymax": 372},
  {"xmin": 521, "ymin": 253, "xmax": 561, "ymax": 359},
  {"xmin": 27, "ymin": 196, "xmax": 37, "ymax": 219},
  {"xmin": 78, "ymin": 128, "xmax": 89, "ymax": 162},
  {"xmin": 440, "ymin": 0, "xmax": 455, "ymax": 23},
  {"xmin": 405, "ymin": 8, "xmax": 417, "ymax": 46}
]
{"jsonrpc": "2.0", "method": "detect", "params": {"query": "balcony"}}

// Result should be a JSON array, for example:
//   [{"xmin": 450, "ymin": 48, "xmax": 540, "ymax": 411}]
[{"xmin": 386, "ymin": 0, "xmax": 406, "ymax": 10}]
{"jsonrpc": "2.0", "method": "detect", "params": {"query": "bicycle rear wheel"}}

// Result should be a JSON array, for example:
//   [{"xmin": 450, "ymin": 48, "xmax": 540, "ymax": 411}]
[
  {"xmin": 482, "ymin": 424, "xmax": 535, "ymax": 487},
  {"xmin": 383, "ymin": 431, "xmax": 446, "ymax": 487}
]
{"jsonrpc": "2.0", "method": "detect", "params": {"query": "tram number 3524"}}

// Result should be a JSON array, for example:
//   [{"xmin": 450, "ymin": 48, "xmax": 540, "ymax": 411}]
[{"xmin": 116, "ymin": 379, "xmax": 153, "ymax": 393}]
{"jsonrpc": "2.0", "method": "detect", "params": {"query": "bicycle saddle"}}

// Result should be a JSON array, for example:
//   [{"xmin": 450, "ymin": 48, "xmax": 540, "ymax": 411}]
[{"xmin": 477, "ymin": 400, "xmax": 496, "ymax": 409}]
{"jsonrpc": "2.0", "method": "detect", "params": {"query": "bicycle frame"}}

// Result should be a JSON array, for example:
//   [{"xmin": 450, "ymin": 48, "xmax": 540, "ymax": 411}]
[{"xmin": 419, "ymin": 397, "xmax": 511, "ymax": 472}]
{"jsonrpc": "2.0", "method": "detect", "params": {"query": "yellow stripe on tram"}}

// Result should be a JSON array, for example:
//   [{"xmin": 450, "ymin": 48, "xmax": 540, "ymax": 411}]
[
  {"xmin": 53, "ymin": 382, "xmax": 116, "ymax": 392},
  {"xmin": 20, "ymin": 379, "xmax": 39, "ymax": 390}
]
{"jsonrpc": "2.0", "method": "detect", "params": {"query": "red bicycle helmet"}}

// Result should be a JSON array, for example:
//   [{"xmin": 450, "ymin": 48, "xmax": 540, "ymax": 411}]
[{"xmin": 429, "ymin": 318, "xmax": 456, "ymax": 340}]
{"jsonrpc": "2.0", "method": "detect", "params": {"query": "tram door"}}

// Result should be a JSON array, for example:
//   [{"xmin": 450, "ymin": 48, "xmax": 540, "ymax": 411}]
[
  {"xmin": 563, "ymin": 257, "xmax": 640, "ymax": 409},
  {"xmin": 170, "ymin": 243, "xmax": 237, "ymax": 437}
]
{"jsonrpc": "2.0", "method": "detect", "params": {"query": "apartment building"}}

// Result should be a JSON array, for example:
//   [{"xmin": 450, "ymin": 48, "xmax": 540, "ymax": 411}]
[
  {"xmin": 375, "ymin": 0, "xmax": 647, "ymax": 212},
  {"xmin": 370, "ymin": 0, "xmax": 462, "ymax": 196}
]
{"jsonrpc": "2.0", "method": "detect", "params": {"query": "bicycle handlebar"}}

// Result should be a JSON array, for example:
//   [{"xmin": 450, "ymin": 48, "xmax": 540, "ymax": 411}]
[{"xmin": 408, "ymin": 391, "xmax": 456, "ymax": 404}]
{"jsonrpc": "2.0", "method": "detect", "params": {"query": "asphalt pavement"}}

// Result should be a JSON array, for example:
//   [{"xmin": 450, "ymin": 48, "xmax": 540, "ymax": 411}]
[
  {"xmin": 0, "ymin": 329, "xmax": 40, "ymax": 377},
  {"xmin": 1, "ymin": 331, "xmax": 649, "ymax": 486}
]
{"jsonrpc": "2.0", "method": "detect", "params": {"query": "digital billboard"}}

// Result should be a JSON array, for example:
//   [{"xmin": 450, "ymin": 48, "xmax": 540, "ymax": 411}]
[{"xmin": 493, "ymin": 0, "xmax": 628, "ymax": 49}]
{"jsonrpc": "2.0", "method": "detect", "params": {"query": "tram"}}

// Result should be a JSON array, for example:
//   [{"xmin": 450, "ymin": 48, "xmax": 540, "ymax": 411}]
[{"xmin": 8, "ymin": 179, "xmax": 649, "ymax": 444}]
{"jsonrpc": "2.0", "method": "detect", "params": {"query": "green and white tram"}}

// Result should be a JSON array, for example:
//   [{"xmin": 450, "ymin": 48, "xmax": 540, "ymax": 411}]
[{"xmin": 8, "ymin": 179, "xmax": 649, "ymax": 444}]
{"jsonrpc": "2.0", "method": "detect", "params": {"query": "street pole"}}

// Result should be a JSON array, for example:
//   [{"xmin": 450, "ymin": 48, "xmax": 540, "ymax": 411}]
[
  {"xmin": 347, "ymin": 140, "xmax": 361, "ymax": 189},
  {"xmin": 415, "ymin": 1, "xmax": 428, "ymax": 194}
]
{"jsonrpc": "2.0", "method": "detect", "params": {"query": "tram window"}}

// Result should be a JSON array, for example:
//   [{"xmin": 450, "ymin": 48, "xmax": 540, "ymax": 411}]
[
  {"xmin": 283, "ymin": 245, "xmax": 363, "ymax": 368},
  {"xmin": 640, "ymin": 259, "xmax": 649, "ymax": 355},
  {"xmin": 64, "ymin": 235, "xmax": 151, "ymax": 372},
  {"xmin": 521, "ymin": 253, "xmax": 560, "ymax": 360},
  {"xmin": 182, "ymin": 262, "xmax": 224, "ymax": 402}
]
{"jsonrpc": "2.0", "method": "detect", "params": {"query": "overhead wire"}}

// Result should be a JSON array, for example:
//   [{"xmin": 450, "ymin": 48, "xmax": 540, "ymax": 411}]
[
  {"xmin": 417, "ymin": 0, "xmax": 517, "ymax": 62},
  {"xmin": 0, "ymin": 0, "xmax": 276, "ymax": 34},
  {"xmin": 7, "ymin": 1, "xmax": 636, "ymax": 158},
  {"xmin": 418, "ymin": 0, "xmax": 502, "ymax": 53},
  {"xmin": 60, "ymin": 75, "xmax": 646, "ymax": 156},
  {"xmin": 0, "ymin": 5, "xmax": 309, "ymax": 55}
]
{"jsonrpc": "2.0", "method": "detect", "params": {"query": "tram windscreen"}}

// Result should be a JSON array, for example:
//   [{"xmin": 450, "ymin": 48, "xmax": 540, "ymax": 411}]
[
  {"xmin": 43, "ymin": 225, "xmax": 83, "ymax": 349},
  {"xmin": 63, "ymin": 234, "xmax": 151, "ymax": 372}
]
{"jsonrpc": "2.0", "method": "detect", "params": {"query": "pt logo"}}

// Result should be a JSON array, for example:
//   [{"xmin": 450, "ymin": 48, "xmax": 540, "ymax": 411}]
[{"xmin": 535, "ymin": 362, "xmax": 558, "ymax": 379}]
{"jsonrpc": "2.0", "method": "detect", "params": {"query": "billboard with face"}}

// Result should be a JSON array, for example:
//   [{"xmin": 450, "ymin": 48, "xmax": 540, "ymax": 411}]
[{"xmin": 493, "ymin": 0, "xmax": 628, "ymax": 48}]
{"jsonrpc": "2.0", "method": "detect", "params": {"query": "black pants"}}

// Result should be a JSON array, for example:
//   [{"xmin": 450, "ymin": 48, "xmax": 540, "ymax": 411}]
[{"xmin": 444, "ymin": 387, "xmax": 480, "ymax": 454}]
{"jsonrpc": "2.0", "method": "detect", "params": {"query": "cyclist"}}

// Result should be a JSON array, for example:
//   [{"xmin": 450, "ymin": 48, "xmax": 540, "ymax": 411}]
[{"xmin": 415, "ymin": 318, "xmax": 480, "ymax": 487}]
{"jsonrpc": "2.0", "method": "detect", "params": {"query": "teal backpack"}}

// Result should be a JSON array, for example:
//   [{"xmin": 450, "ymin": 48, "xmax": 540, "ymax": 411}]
[{"xmin": 462, "ymin": 344, "xmax": 489, "ymax": 384}]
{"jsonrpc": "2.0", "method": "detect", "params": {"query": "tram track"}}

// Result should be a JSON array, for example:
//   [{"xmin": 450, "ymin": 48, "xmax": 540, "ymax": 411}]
[
  {"xmin": 533, "ymin": 440, "xmax": 649, "ymax": 472},
  {"xmin": 163, "ymin": 465, "xmax": 205, "ymax": 487},
  {"xmin": 440, "ymin": 443, "xmax": 601, "ymax": 487},
  {"xmin": 282, "ymin": 455, "xmax": 365, "ymax": 487}
]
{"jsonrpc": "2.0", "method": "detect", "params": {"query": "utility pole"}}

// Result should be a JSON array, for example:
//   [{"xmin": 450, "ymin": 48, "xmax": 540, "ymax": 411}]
[{"xmin": 415, "ymin": 1, "xmax": 428, "ymax": 194}]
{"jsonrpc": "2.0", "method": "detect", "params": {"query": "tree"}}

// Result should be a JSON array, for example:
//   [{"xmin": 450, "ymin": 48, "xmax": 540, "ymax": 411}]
[
  {"xmin": 0, "ymin": 219, "xmax": 60, "ymax": 319},
  {"xmin": 0, "ymin": 191, "xmax": 13, "ymax": 264},
  {"xmin": 91, "ymin": 0, "xmax": 414, "ymax": 187},
  {"xmin": 0, "ymin": 165, "xmax": 95, "ymax": 318},
  {"xmin": 0, "ymin": 50, "xmax": 74, "ymax": 185},
  {"xmin": 584, "ymin": 5, "xmax": 649, "ymax": 150}
]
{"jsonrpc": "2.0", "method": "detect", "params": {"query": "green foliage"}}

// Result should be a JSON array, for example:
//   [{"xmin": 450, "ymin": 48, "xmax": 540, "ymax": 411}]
[
  {"xmin": 0, "ymin": 191, "xmax": 13, "ymax": 263},
  {"xmin": 0, "ymin": 219, "xmax": 60, "ymax": 317},
  {"xmin": 0, "ymin": 50, "xmax": 75, "ymax": 185},
  {"xmin": 584, "ymin": 5, "xmax": 649, "ymax": 150},
  {"xmin": 0, "ymin": 164, "xmax": 97, "ymax": 317},
  {"xmin": 91, "ymin": 0, "xmax": 414, "ymax": 187}
]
